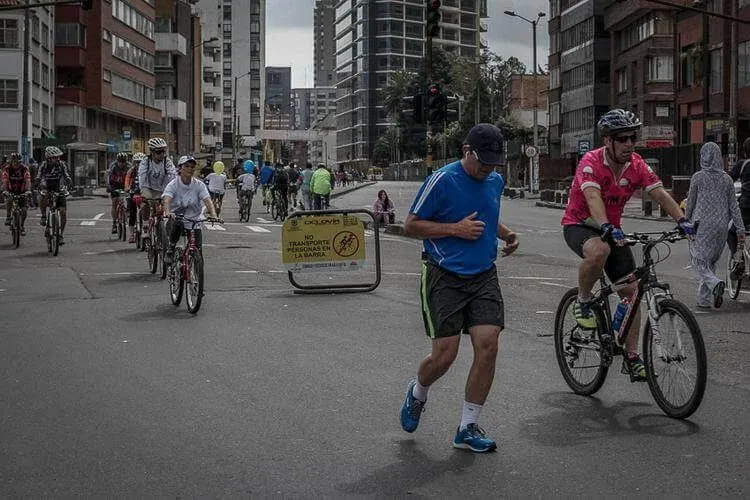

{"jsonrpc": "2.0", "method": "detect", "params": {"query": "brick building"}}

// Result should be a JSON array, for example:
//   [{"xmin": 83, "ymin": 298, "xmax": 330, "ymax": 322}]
[
  {"xmin": 675, "ymin": 0, "xmax": 750, "ymax": 152},
  {"xmin": 604, "ymin": 1, "xmax": 677, "ymax": 149},
  {"xmin": 55, "ymin": 0, "xmax": 161, "ymax": 189}
]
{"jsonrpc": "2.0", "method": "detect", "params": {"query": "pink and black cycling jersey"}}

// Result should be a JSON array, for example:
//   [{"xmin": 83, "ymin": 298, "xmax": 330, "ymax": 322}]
[{"xmin": 562, "ymin": 147, "xmax": 662, "ymax": 228}]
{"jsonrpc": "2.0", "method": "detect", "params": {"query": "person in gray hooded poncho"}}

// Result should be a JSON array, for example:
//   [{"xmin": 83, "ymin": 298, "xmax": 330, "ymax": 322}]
[{"xmin": 685, "ymin": 142, "xmax": 746, "ymax": 308}]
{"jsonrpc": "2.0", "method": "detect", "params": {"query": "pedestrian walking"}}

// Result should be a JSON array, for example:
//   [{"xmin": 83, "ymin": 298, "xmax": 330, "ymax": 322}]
[
  {"xmin": 685, "ymin": 141, "xmax": 745, "ymax": 308},
  {"xmin": 299, "ymin": 162, "xmax": 314, "ymax": 210},
  {"xmin": 399, "ymin": 123, "xmax": 519, "ymax": 453}
]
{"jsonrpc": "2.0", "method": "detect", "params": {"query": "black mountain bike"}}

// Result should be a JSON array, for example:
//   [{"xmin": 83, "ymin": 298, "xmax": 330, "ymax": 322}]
[
  {"xmin": 42, "ymin": 190, "xmax": 66, "ymax": 256},
  {"xmin": 7, "ymin": 192, "xmax": 29, "ymax": 248},
  {"xmin": 554, "ymin": 229, "xmax": 707, "ymax": 419}
]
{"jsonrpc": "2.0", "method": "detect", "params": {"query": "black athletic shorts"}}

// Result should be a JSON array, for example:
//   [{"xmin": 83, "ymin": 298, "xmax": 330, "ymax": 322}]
[
  {"xmin": 420, "ymin": 258, "xmax": 504, "ymax": 339},
  {"xmin": 563, "ymin": 224, "xmax": 635, "ymax": 282}
]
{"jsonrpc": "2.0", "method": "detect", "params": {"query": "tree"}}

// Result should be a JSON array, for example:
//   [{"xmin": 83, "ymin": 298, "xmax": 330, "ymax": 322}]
[
  {"xmin": 381, "ymin": 70, "xmax": 420, "ymax": 117},
  {"xmin": 373, "ymin": 127, "xmax": 401, "ymax": 165}
]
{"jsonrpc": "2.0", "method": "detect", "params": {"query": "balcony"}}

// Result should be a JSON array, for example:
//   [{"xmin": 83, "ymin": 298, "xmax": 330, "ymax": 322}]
[
  {"xmin": 203, "ymin": 67, "xmax": 221, "ymax": 79},
  {"xmin": 56, "ymin": 86, "xmax": 86, "ymax": 106},
  {"xmin": 55, "ymin": 104, "xmax": 86, "ymax": 127},
  {"xmin": 155, "ymin": 98, "xmax": 188, "ymax": 121},
  {"xmin": 155, "ymin": 33, "xmax": 187, "ymax": 56},
  {"xmin": 56, "ymin": 46, "xmax": 86, "ymax": 68}
]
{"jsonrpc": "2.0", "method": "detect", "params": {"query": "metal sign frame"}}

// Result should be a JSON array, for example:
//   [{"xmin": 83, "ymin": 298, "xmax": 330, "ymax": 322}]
[{"xmin": 285, "ymin": 208, "xmax": 382, "ymax": 294}]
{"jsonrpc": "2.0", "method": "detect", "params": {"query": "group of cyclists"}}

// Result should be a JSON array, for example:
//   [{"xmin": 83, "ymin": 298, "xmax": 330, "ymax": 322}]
[{"xmin": 1, "ymin": 146, "xmax": 73, "ymax": 244}]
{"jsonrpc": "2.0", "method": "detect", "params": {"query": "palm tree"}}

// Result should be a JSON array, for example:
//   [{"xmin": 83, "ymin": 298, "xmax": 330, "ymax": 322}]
[
  {"xmin": 382, "ymin": 70, "xmax": 419, "ymax": 117},
  {"xmin": 373, "ymin": 126, "xmax": 401, "ymax": 165}
]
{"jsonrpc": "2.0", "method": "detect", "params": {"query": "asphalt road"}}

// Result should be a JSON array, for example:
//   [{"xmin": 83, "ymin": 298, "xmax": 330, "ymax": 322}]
[{"xmin": 1, "ymin": 181, "xmax": 748, "ymax": 497}]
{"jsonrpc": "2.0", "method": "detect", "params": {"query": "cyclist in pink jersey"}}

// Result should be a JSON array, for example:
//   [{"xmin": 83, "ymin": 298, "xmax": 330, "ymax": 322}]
[{"xmin": 561, "ymin": 109, "xmax": 695, "ymax": 382}]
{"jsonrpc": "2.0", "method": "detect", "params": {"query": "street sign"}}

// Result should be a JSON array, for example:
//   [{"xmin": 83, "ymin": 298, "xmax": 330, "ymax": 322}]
[
  {"xmin": 525, "ymin": 145, "xmax": 538, "ymax": 158},
  {"xmin": 122, "ymin": 130, "xmax": 131, "ymax": 140},
  {"xmin": 281, "ymin": 214, "xmax": 366, "ymax": 272},
  {"xmin": 578, "ymin": 140, "xmax": 591, "ymax": 155}
]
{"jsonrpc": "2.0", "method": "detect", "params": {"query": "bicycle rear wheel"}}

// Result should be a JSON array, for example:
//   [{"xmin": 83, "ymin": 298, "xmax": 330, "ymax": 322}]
[
  {"xmin": 643, "ymin": 298, "xmax": 706, "ymax": 419},
  {"xmin": 11, "ymin": 210, "xmax": 20, "ymax": 248},
  {"xmin": 184, "ymin": 249, "xmax": 204, "ymax": 314},
  {"xmin": 50, "ymin": 212, "xmax": 60, "ymax": 256},
  {"xmin": 168, "ymin": 248, "xmax": 184, "ymax": 306},
  {"xmin": 726, "ymin": 251, "xmax": 743, "ymax": 299},
  {"xmin": 554, "ymin": 288, "xmax": 610, "ymax": 395}
]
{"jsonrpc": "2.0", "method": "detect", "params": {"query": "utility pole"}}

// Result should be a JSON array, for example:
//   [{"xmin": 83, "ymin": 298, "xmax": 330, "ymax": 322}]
[
  {"xmin": 21, "ymin": 0, "xmax": 29, "ymax": 162},
  {"xmin": 531, "ymin": 16, "xmax": 539, "ymax": 193},
  {"xmin": 728, "ymin": 0, "xmax": 738, "ymax": 170}
]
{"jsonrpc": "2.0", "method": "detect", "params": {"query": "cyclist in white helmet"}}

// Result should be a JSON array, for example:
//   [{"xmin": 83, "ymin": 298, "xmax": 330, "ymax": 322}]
[
  {"xmin": 137, "ymin": 137, "xmax": 176, "ymax": 231},
  {"xmin": 37, "ymin": 146, "xmax": 72, "ymax": 244}
]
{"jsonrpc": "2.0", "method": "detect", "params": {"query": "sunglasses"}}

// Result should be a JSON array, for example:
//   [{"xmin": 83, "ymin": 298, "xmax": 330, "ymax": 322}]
[
  {"xmin": 152, "ymin": 149, "xmax": 166, "ymax": 154},
  {"xmin": 613, "ymin": 134, "xmax": 637, "ymax": 144}
]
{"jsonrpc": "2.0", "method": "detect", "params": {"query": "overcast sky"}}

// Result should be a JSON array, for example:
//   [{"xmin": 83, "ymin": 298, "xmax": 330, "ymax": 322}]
[{"xmin": 266, "ymin": 0, "xmax": 550, "ymax": 88}]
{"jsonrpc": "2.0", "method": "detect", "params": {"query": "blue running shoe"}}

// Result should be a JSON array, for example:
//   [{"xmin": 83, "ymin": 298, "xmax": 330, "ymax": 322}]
[
  {"xmin": 400, "ymin": 379, "xmax": 425, "ymax": 433},
  {"xmin": 452, "ymin": 424, "xmax": 497, "ymax": 452}
]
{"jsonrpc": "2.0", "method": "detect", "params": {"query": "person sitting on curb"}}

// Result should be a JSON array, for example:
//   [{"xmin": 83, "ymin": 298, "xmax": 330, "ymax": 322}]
[{"xmin": 372, "ymin": 189, "xmax": 395, "ymax": 227}]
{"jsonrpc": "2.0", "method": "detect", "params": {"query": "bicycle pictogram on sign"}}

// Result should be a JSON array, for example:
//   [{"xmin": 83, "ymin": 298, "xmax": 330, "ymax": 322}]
[{"xmin": 333, "ymin": 231, "xmax": 359, "ymax": 258}]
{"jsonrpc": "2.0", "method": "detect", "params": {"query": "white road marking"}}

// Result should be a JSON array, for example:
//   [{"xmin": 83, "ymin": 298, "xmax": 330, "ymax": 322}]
[
  {"xmin": 80, "ymin": 212, "xmax": 106, "ymax": 226},
  {"xmin": 204, "ymin": 224, "xmax": 226, "ymax": 231},
  {"xmin": 536, "ymin": 311, "xmax": 555, "ymax": 314},
  {"xmin": 235, "ymin": 270, "xmax": 259, "ymax": 273},
  {"xmin": 256, "ymin": 217, "xmax": 273, "ymax": 223},
  {"xmin": 507, "ymin": 276, "xmax": 568, "ymax": 281},
  {"xmin": 540, "ymin": 281, "xmax": 571, "ymax": 288},
  {"xmin": 246, "ymin": 225, "xmax": 271, "ymax": 233}
]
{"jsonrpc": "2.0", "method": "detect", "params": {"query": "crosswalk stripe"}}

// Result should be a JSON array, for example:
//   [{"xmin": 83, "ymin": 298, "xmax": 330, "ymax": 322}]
[
  {"xmin": 246, "ymin": 225, "xmax": 271, "ymax": 233},
  {"xmin": 204, "ymin": 224, "xmax": 226, "ymax": 231}
]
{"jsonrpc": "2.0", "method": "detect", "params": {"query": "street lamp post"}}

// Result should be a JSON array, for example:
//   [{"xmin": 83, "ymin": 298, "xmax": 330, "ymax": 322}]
[{"xmin": 504, "ymin": 10, "xmax": 545, "ymax": 193}]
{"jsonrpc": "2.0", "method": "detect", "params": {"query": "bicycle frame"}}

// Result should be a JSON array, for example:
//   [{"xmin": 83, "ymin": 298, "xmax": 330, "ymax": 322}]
[
  {"xmin": 590, "ymin": 232, "xmax": 682, "ymax": 362},
  {"xmin": 177, "ymin": 220, "xmax": 201, "ymax": 280}
]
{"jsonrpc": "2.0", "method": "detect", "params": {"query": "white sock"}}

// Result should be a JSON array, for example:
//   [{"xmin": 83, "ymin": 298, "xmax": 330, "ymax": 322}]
[
  {"xmin": 459, "ymin": 400, "xmax": 482, "ymax": 430},
  {"xmin": 578, "ymin": 293, "xmax": 592, "ymax": 303},
  {"xmin": 411, "ymin": 381, "xmax": 429, "ymax": 402}
]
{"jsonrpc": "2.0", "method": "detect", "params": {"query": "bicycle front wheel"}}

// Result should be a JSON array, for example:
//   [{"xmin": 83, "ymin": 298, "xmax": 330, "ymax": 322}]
[
  {"xmin": 643, "ymin": 298, "xmax": 707, "ymax": 419},
  {"xmin": 11, "ymin": 210, "xmax": 20, "ymax": 248},
  {"xmin": 50, "ymin": 212, "xmax": 60, "ymax": 256},
  {"xmin": 185, "ymin": 250, "xmax": 204, "ymax": 314},
  {"xmin": 554, "ymin": 288, "xmax": 610, "ymax": 395}
]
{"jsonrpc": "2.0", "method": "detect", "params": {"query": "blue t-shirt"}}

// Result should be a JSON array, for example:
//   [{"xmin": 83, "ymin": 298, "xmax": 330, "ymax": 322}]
[
  {"xmin": 409, "ymin": 161, "xmax": 505, "ymax": 275},
  {"xmin": 259, "ymin": 165, "xmax": 274, "ymax": 185}
]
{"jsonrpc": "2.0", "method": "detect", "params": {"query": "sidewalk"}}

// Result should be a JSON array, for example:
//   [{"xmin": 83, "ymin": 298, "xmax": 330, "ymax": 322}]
[{"xmin": 535, "ymin": 191, "xmax": 670, "ymax": 222}]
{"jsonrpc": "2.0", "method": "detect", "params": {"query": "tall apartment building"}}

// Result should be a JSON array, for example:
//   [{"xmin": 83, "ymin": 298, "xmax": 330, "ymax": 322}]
[
  {"xmin": 293, "ymin": 86, "xmax": 338, "ymax": 163},
  {"xmin": 265, "ymin": 66, "xmax": 292, "ymax": 130},
  {"xmin": 196, "ymin": 0, "xmax": 265, "ymax": 159},
  {"xmin": 314, "ymin": 0, "xmax": 336, "ymax": 87},
  {"xmin": 153, "ymin": 0, "xmax": 198, "ymax": 156},
  {"xmin": 333, "ymin": 0, "xmax": 487, "ymax": 168},
  {"xmin": 0, "ymin": 6, "xmax": 55, "ymax": 159},
  {"xmin": 604, "ymin": 2, "xmax": 677, "ymax": 149},
  {"xmin": 55, "ymin": 0, "xmax": 161, "ymax": 188},
  {"xmin": 547, "ymin": 0, "xmax": 610, "ymax": 159}
]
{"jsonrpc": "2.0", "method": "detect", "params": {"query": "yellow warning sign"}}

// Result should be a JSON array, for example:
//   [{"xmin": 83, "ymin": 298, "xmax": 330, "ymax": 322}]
[{"xmin": 282, "ymin": 214, "xmax": 366, "ymax": 272}]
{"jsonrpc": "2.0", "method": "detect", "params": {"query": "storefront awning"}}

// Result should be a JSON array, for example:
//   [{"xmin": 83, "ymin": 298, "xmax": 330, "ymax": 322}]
[{"xmin": 64, "ymin": 142, "xmax": 110, "ymax": 151}]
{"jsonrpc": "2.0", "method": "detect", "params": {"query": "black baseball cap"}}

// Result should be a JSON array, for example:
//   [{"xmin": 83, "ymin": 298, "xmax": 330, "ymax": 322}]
[{"xmin": 465, "ymin": 123, "xmax": 504, "ymax": 165}]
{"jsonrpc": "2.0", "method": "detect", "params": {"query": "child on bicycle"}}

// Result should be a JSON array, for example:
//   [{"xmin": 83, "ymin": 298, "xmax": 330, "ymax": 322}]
[
  {"xmin": 205, "ymin": 161, "xmax": 227, "ymax": 217},
  {"xmin": 162, "ymin": 155, "xmax": 219, "ymax": 264}
]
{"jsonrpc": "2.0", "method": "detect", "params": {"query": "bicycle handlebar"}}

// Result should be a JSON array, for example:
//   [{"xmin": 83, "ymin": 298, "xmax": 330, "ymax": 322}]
[
  {"xmin": 169, "ymin": 214, "xmax": 224, "ymax": 226},
  {"xmin": 601, "ymin": 220, "xmax": 700, "ymax": 245}
]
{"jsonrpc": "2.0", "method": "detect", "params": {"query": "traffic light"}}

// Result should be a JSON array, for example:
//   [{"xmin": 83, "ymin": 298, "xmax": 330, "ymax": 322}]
[
  {"xmin": 427, "ymin": 83, "xmax": 445, "ymax": 126},
  {"xmin": 402, "ymin": 92, "xmax": 424, "ymax": 124},
  {"xmin": 81, "ymin": 0, "xmax": 93, "ymax": 10},
  {"xmin": 426, "ymin": 0, "xmax": 441, "ymax": 38},
  {"xmin": 445, "ymin": 94, "xmax": 459, "ymax": 123}
]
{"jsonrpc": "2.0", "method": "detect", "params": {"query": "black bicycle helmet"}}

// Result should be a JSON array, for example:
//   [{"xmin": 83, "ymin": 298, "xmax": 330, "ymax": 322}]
[
  {"xmin": 597, "ymin": 109, "xmax": 642, "ymax": 137},
  {"xmin": 116, "ymin": 152, "xmax": 129, "ymax": 162}
]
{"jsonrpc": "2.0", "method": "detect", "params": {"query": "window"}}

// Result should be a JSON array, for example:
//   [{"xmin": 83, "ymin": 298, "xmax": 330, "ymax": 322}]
[
  {"xmin": 41, "ymin": 22, "xmax": 48, "ymax": 49},
  {"xmin": 562, "ymin": 18, "xmax": 593, "ymax": 51},
  {"xmin": 32, "ymin": 100, "xmax": 40, "ymax": 125},
  {"xmin": 41, "ymin": 63, "xmax": 49, "ymax": 89},
  {"xmin": 103, "ymin": 29, "xmax": 111, "ymax": 42},
  {"xmin": 0, "ymin": 19, "xmax": 18, "ymax": 48},
  {"xmin": 562, "ymin": 62, "xmax": 593, "ymax": 89},
  {"xmin": 740, "ymin": 41, "xmax": 750, "ymax": 87},
  {"xmin": 111, "ymin": 0, "xmax": 154, "ymax": 40},
  {"xmin": 55, "ymin": 23, "xmax": 85, "ymax": 46},
  {"xmin": 111, "ymin": 73, "xmax": 154, "ymax": 106},
  {"xmin": 112, "ymin": 34, "xmax": 155, "ymax": 73},
  {"xmin": 31, "ymin": 15, "xmax": 39, "ymax": 42},
  {"xmin": 32, "ymin": 58, "xmax": 40, "ymax": 85},
  {"xmin": 549, "ymin": 101, "xmax": 560, "ymax": 126},
  {"xmin": 647, "ymin": 55, "xmax": 673, "ymax": 82},
  {"xmin": 617, "ymin": 68, "xmax": 628, "ymax": 93},
  {"xmin": 654, "ymin": 103, "xmax": 671, "ymax": 120},
  {"xmin": 710, "ymin": 49, "xmax": 722, "ymax": 93},
  {"xmin": 103, "ymin": 69, "xmax": 111, "ymax": 82},
  {"xmin": 0, "ymin": 79, "xmax": 18, "ymax": 108},
  {"xmin": 42, "ymin": 104, "xmax": 49, "ymax": 129}
]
